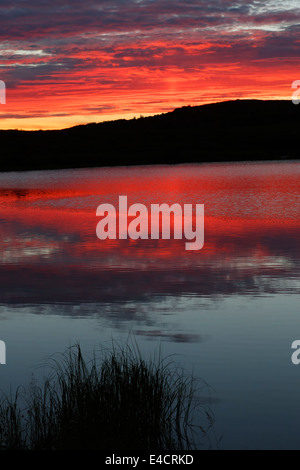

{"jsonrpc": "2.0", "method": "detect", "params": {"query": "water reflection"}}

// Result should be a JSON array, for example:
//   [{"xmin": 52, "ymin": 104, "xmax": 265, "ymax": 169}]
[
  {"xmin": 0, "ymin": 162, "xmax": 299, "ymax": 310},
  {"xmin": 0, "ymin": 162, "xmax": 300, "ymax": 449}
]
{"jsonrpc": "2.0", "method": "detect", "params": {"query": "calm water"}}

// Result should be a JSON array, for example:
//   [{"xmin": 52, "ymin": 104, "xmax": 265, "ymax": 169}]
[{"xmin": 0, "ymin": 160, "xmax": 299, "ymax": 449}]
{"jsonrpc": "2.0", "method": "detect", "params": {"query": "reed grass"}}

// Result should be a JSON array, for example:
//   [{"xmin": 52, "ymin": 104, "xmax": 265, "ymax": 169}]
[{"xmin": 0, "ymin": 341, "xmax": 214, "ymax": 450}]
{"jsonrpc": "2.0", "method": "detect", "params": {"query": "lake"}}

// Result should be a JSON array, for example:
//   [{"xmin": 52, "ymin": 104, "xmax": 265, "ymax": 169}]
[{"xmin": 0, "ymin": 160, "xmax": 299, "ymax": 450}]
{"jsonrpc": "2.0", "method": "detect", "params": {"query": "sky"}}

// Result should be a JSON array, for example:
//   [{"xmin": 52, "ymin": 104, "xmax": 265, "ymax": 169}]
[{"xmin": 0, "ymin": 0, "xmax": 299, "ymax": 130}]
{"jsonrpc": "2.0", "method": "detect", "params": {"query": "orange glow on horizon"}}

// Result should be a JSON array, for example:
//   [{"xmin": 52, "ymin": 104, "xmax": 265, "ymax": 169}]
[{"xmin": 0, "ymin": 38, "xmax": 297, "ymax": 130}]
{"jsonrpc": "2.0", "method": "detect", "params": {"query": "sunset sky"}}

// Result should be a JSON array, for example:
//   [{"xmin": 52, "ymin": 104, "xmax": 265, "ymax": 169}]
[{"xmin": 0, "ymin": 0, "xmax": 299, "ymax": 130}]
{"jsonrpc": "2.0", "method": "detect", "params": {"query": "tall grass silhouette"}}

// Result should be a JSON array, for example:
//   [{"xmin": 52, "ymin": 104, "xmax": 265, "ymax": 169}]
[{"xmin": 0, "ymin": 341, "xmax": 214, "ymax": 450}]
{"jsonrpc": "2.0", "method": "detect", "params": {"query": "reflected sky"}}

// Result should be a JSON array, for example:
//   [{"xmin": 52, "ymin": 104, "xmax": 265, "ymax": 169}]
[
  {"xmin": 0, "ymin": 161, "xmax": 299, "ymax": 307},
  {"xmin": 0, "ymin": 161, "xmax": 300, "ymax": 449}
]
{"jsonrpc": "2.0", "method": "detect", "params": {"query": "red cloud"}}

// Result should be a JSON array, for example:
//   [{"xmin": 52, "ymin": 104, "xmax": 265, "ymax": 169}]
[{"xmin": 1, "ymin": 0, "xmax": 300, "ymax": 129}]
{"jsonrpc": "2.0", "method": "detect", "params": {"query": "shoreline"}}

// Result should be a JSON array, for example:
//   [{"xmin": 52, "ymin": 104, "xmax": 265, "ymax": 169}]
[{"xmin": 0, "ymin": 156, "xmax": 297, "ymax": 174}]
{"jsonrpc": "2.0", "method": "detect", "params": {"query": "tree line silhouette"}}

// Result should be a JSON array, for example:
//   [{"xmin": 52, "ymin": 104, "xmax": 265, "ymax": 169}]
[{"xmin": 0, "ymin": 99, "xmax": 299, "ymax": 171}]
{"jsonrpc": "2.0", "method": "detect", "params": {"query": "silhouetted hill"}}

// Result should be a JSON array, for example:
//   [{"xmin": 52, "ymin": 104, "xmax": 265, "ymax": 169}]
[{"xmin": 0, "ymin": 99, "xmax": 299, "ymax": 171}]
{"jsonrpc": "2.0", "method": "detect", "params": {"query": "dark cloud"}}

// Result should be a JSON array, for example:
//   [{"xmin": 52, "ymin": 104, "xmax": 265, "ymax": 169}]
[
  {"xmin": 0, "ymin": 111, "xmax": 70, "ymax": 119},
  {"xmin": 0, "ymin": 1, "xmax": 298, "ymax": 41}
]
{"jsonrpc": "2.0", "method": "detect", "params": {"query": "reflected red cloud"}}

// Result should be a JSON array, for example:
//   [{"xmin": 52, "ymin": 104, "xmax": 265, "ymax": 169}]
[
  {"xmin": 1, "ymin": 171, "xmax": 299, "ymax": 276},
  {"xmin": 1, "ymin": 219, "xmax": 299, "ymax": 306},
  {"xmin": 1, "ymin": 205, "xmax": 299, "ymax": 306}
]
